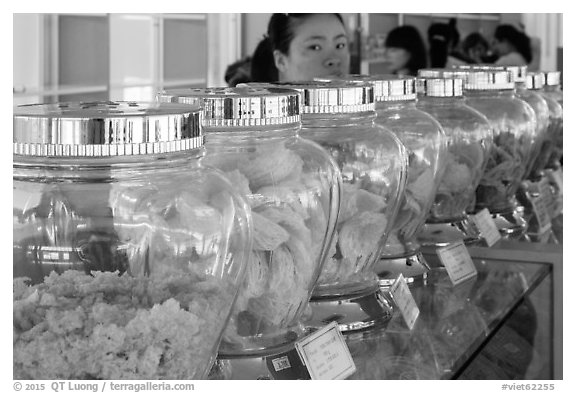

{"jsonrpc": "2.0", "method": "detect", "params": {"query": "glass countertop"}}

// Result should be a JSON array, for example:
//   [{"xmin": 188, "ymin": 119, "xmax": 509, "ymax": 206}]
[{"xmin": 346, "ymin": 253, "xmax": 551, "ymax": 380}]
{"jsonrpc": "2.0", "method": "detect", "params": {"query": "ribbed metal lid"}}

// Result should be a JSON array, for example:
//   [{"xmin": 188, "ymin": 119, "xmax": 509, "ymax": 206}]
[
  {"xmin": 240, "ymin": 80, "xmax": 375, "ymax": 114},
  {"xmin": 416, "ymin": 77, "xmax": 463, "ymax": 97},
  {"xmin": 543, "ymin": 71, "xmax": 561, "ymax": 86},
  {"xmin": 453, "ymin": 64, "xmax": 527, "ymax": 84},
  {"xmin": 13, "ymin": 101, "xmax": 203, "ymax": 157},
  {"xmin": 313, "ymin": 74, "xmax": 416, "ymax": 103},
  {"xmin": 418, "ymin": 68, "xmax": 514, "ymax": 90},
  {"xmin": 526, "ymin": 72, "xmax": 545, "ymax": 90},
  {"xmin": 159, "ymin": 87, "xmax": 300, "ymax": 128}
]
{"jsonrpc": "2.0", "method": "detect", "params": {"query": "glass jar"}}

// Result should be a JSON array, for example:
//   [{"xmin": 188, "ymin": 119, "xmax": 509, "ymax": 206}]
[
  {"xmin": 368, "ymin": 75, "xmax": 447, "ymax": 282},
  {"xmin": 527, "ymin": 72, "xmax": 563, "ymax": 177},
  {"xmin": 254, "ymin": 80, "xmax": 407, "ymax": 331},
  {"xmin": 420, "ymin": 68, "xmax": 537, "ymax": 238},
  {"xmin": 414, "ymin": 77, "xmax": 493, "ymax": 246},
  {"xmin": 541, "ymin": 71, "xmax": 563, "ymax": 168},
  {"xmin": 13, "ymin": 101, "xmax": 252, "ymax": 380},
  {"xmin": 159, "ymin": 87, "xmax": 341, "ymax": 354}
]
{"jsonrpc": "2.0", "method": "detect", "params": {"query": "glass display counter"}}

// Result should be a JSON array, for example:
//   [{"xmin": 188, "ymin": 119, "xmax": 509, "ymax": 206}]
[{"xmin": 212, "ymin": 240, "xmax": 560, "ymax": 380}]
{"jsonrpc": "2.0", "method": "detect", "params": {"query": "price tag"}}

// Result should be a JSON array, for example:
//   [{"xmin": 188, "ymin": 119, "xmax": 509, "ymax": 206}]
[
  {"xmin": 471, "ymin": 208, "xmax": 502, "ymax": 247},
  {"xmin": 436, "ymin": 241, "xmax": 477, "ymax": 286},
  {"xmin": 538, "ymin": 180, "xmax": 556, "ymax": 216},
  {"xmin": 294, "ymin": 322, "xmax": 356, "ymax": 380},
  {"xmin": 389, "ymin": 274, "xmax": 420, "ymax": 330},
  {"xmin": 532, "ymin": 194, "xmax": 552, "ymax": 232}
]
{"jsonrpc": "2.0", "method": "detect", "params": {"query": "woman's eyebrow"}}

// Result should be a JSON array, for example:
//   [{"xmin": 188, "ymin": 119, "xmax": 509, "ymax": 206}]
[{"xmin": 303, "ymin": 35, "xmax": 328, "ymax": 42}]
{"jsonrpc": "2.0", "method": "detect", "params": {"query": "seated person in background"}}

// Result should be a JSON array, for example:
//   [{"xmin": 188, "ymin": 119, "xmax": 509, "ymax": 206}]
[
  {"xmin": 384, "ymin": 25, "xmax": 427, "ymax": 76},
  {"xmin": 224, "ymin": 56, "xmax": 252, "ymax": 87},
  {"xmin": 250, "ymin": 13, "xmax": 350, "ymax": 82},
  {"xmin": 491, "ymin": 24, "xmax": 532, "ymax": 66},
  {"xmin": 461, "ymin": 32, "xmax": 490, "ymax": 64},
  {"xmin": 427, "ymin": 18, "xmax": 468, "ymax": 67}
]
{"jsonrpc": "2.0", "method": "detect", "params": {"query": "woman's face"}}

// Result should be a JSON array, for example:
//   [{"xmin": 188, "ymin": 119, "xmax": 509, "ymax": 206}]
[
  {"xmin": 384, "ymin": 47, "xmax": 410, "ymax": 74},
  {"xmin": 274, "ymin": 14, "xmax": 350, "ymax": 82},
  {"xmin": 492, "ymin": 38, "xmax": 511, "ymax": 57}
]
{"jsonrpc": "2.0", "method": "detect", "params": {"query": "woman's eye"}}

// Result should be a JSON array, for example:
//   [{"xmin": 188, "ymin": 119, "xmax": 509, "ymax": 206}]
[
  {"xmin": 308, "ymin": 44, "xmax": 322, "ymax": 51},
  {"xmin": 336, "ymin": 42, "xmax": 347, "ymax": 50}
]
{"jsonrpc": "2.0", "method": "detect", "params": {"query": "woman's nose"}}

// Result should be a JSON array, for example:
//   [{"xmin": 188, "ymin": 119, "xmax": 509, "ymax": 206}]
[{"xmin": 324, "ymin": 58, "xmax": 341, "ymax": 68}]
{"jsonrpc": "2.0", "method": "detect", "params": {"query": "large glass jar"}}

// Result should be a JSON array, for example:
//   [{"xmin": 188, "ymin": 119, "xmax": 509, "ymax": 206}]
[
  {"xmin": 414, "ymin": 77, "xmax": 493, "ymax": 246},
  {"xmin": 455, "ymin": 65, "xmax": 549, "ymax": 182},
  {"xmin": 13, "ymin": 101, "xmax": 252, "ymax": 380},
  {"xmin": 369, "ymin": 75, "xmax": 447, "ymax": 282},
  {"xmin": 255, "ymin": 80, "xmax": 407, "ymax": 331},
  {"xmin": 541, "ymin": 71, "xmax": 563, "ymax": 168},
  {"xmin": 159, "ymin": 87, "xmax": 341, "ymax": 355},
  {"xmin": 420, "ymin": 68, "xmax": 537, "ymax": 238},
  {"xmin": 526, "ymin": 72, "xmax": 563, "ymax": 177}
]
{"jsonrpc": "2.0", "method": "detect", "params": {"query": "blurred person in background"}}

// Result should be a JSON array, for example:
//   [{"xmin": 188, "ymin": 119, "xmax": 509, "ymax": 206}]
[
  {"xmin": 250, "ymin": 13, "xmax": 350, "ymax": 82},
  {"xmin": 427, "ymin": 18, "xmax": 468, "ymax": 67},
  {"xmin": 492, "ymin": 24, "xmax": 532, "ymax": 66},
  {"xmin": 384, "ymin": 25, "xmax": 428, "ymax": 76},
  {"xmin": 461, "ymin": 32, "xmax": 490, "ymax": 64},
  {"xmin": 224, "ymin": 56, "xmax": 252, "ymax": 87}
]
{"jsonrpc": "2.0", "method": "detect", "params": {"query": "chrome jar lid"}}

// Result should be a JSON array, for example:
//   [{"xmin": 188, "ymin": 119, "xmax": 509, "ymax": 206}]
[
  {"xmin": 240, "ymin": 80, "xmax": 374, "ymax": 114},
  {"xmin": 416, "ymin": 77, "xmax": 463, "ymax": 97},
  {"xmin": 453, "ymin": 64, "xmax": 527, "ymax": 84},
  {"xmin": 526, "ymin": 71, "xmax": 545, "ymax": 90},
  {"xmin": 543, "ymin": 71, "xmax": 561, "ymax": 86},
  {"xmin": 13, "ymin": 101, "xmax": 203, "ymax": 157},
  {"xmin": 418, "ymin": 68, "xmax": 514, "ymax": 90},
  {"xmin": 314, "ymin": 74, "xmax": 416, "ymax": 103},
  {"xmin": 159, "ymin": 87, "xmax": 300, "ymax": 127}
]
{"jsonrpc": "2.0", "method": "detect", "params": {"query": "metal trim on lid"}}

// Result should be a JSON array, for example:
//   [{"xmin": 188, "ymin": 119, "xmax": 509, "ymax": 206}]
[
  {"xmin": 543, "ymin": 71, "xmax": 561, "ymax": 86},
  {"xmin": 159, "ymin": 87, "xmax": 301, "ymax": 128},
  {"xmin": 416, "ymin": 77, "xmax": 463, "ymax": 97},
  {"xmin": 13, "ymin": 101, "xmax": 203, "ymax": 157},
  {"xmin": 526, "ymin": 72, "xmax": 545, "ymax": 90},
  {"xmin": 421, "ymin": 67, "xmax": 514, "ymax": 90},
  {"xmin": 242, "ymin": 80, "xmax": 375, "ymax": 114},
  {"xmin": 453, "ymin": 64, "xmax": 527, "ymax": 83}
]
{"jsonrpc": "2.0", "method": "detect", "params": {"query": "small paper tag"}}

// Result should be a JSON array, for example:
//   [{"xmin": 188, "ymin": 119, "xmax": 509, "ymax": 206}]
[
  {"xmin": 532, "ymin": 194, "xmax": 552, "ymax": 232},
  {"xmin": 294, "ymin": 322, "xmax": 356, "ymax": 380},
  {"xmin": 436, "ymin": 241, "xmax": 477, "ymax": 286},
  {"xmin": 471, "ymin": 208, "xmax": 502, "ymax": 247},
  {"xmin": 390, "ymin": 274, "xmax": 420, "ymax": 330}
]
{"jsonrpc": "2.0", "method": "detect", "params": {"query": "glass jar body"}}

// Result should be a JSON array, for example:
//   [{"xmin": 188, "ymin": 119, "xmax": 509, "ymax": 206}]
[
  {"xmin": 299, "ymin": 112, "xmax": 407, "ymax": 297},
  {"xmin": 13, "ymin": 151, "xmax": 251, "ymax": 379},
  {"xmin": 539, "ymin": 90, "xmax": 563, "ymax": 169},
  {"xmin": 202, "ymin": 123, "xmax": 340, "ymax": 355},
  {"xmin": 416, "ymin": 96, "xmax": 493, "ymax": 222},
  {"xmin": 463, "ymin": 90, "xmax": 537, "ymax": 213},
  {"xmin": 515, "ymin": 85, "xmax": 551, "ymax": 180},
  {"xmin": 375, "ymin": 101, "xmax": 447, "ymax": 258}
]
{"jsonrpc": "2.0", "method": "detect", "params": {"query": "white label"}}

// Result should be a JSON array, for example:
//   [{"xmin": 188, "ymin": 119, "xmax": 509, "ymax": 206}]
[
  {"xmin": 532, "ymin": 195, "xmax": 552, "ymax": 232},
  {"xmin": 295, "ymin": 322, "xmax": 356, "ymax": 380},
  {"xmin": 390, "ymin": 274, "xmax": 420, "ymax": 330},
  {"xmin": 436, "ymin": 241, "xmax": 478, "ymax": 286},
  {"xmin": 472, "ymin": 208, "xmax": 502, "ymax": 247},
  {"xmin": 272, "ymin": 356, "xmax": 292, "ymax": 372}
]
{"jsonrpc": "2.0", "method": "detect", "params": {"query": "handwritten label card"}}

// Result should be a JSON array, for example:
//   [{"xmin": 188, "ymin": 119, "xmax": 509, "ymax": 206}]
[
  {"xmin": 532, "ymin": 194, "xmax": 552, "ymax": 232},
  {"xmin": 295, "ymin": 322, "xmax": 356, "ymax": 380},
  {"xmin": 390, "ymin": 274, "xmax": 420, "ymax": 330},
  {"xmin": 436, "ymin": 241, "xmax": 478, "ymax": 286},
  {"xmin": 471, "ymin": 208, "xmax": 502, "ymax": 247}
]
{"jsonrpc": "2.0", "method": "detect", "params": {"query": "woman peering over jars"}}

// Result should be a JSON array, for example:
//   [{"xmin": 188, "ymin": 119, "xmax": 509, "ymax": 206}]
[{"xmin": 250, "ymin": 13, "xmax": 351, "ymax": 82}]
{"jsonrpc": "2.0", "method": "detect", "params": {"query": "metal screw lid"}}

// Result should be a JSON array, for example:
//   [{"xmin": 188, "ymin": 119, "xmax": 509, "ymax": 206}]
[
  {"xmin": 416, "ymin": 77, "xmax": 463, "ymax": 97},
  {"xmin": 453, "ymin": 64, "xmax": 527, "ymax": 84},
  {"xmin": 13, "ymin": 101, "xmax": 203, "ymax": 157},
  {"xmin": 313, "ymin": 74, "xmax": 416, "ymax": 103},
  {"xmin": 418, "ymin": 68, "xmax": 514, "ymax": 90},
  {"xmin": 526, "ymin": 72, "xmax": 545, "ymax": 90},
  {"xmin": 543, "ymin": 71, "xmax": 561, "ymax": 86},
  {"xmin": 158, "ymin": 87, "xmax": 300, "ymax": 128},
  {"xmin": 240, "ymin": 80, "xmax": 375, "ymax": 114}
]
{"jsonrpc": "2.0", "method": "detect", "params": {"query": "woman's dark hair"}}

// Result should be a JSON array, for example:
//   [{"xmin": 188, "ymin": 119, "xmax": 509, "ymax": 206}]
[
  {"xmin": 462, "ymin": 32, "xmax": 489, "ymax": 53},
  {"xmin": 427, "ymin": 18, "xmax": 460, "ymax": 68},
  {"xmin": 385, "ymin": 25, "xmax": 428, "ymax": 75},
  {"xmin": 250, "ymin": 13, "xmax": 345, "ymax": 82},
  {"xmin": 494, "ymin": 24, "xmax": 532, "ymax": 64},
  {"xmin": 225, "ymin": 56, "xmax": 252, "ymax": 87}
]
